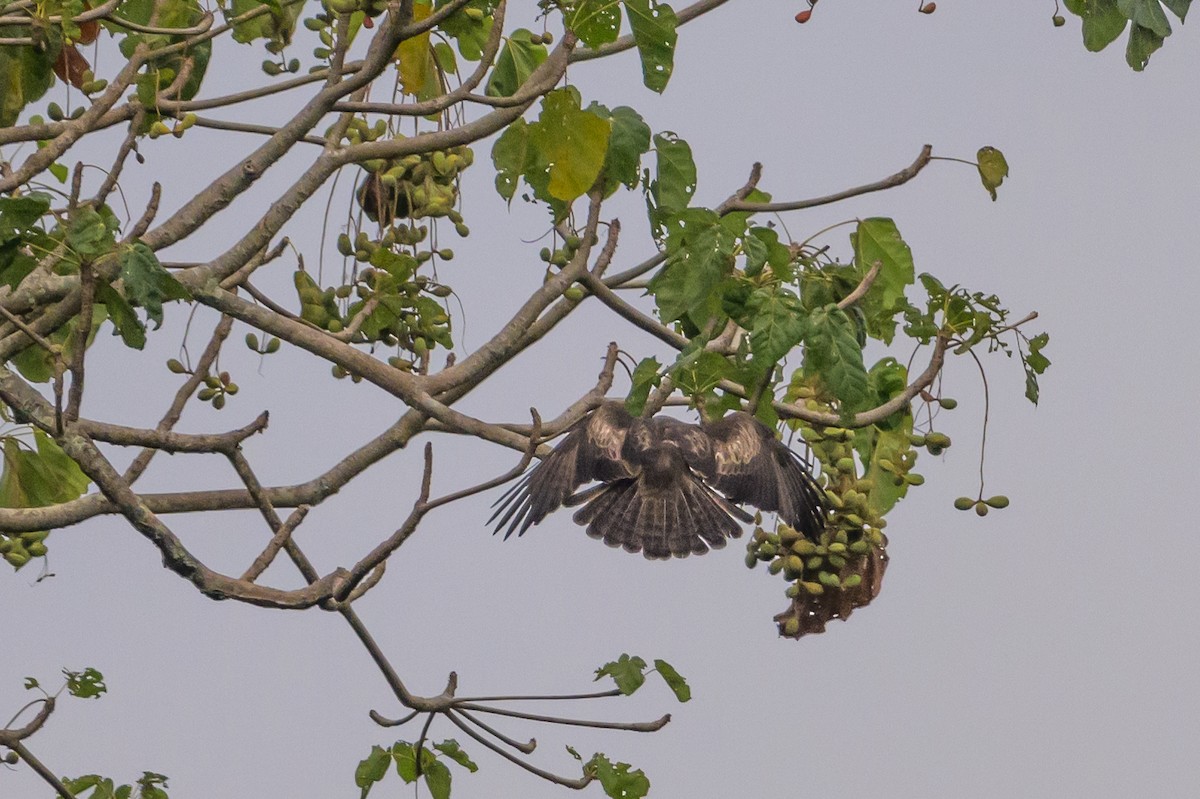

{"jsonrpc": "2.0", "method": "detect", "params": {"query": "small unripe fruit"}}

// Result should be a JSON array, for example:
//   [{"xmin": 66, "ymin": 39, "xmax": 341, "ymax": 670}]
[
  {"xmin": 985, "ymin": 495, "xmax": 1010, "ymax": 509},
  {"xmin": 1052, "ymin": 14, "xmax": 1066, "ymax": 27},
  {"xmin": 974, "ymin": 501, "xmax": 989, "ymax": 517}
]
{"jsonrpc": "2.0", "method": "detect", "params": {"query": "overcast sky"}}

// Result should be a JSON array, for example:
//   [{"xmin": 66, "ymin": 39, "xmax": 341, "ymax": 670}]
[{"xmin": 4, "ymin": 4, "xmax": 1200, "ymax": 798}]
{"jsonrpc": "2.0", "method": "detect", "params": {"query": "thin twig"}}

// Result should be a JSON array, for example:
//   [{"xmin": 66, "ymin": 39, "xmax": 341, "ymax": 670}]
[{"xmin": 64, "ymin": 262, "xmax": 94, "ymax": 423}]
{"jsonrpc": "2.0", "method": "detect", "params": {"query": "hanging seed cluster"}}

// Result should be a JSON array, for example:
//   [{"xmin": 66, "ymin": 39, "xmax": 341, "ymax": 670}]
[
  {"xmin": 0, "ymin": 531, "xmax": 48, "ymax": 569},
  {"xmin": 287, "ymin": 124, "xmax": 475, "ymax": 376},
  {"xmin": 745, "ymin": 387, "xmax": 896, "ymax": 638}
]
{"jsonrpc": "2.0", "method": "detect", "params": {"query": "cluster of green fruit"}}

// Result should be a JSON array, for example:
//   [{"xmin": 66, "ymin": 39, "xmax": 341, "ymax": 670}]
[
  {"xmin": 148, "ymin": 113, "xmax": 197, "ymax": 139},
  {"xmin": 539, "ymin": 235, "xmax": 588, "ymax": 300},
  {"xmin": 1, "ymin": 530, "xmax": 48, "ymax": 569},
  {"xmin": 744, "ymin": 520, "xmax": 875, "ymax": 597},
  {"xmin": 320, "ymin": 0, "xmax": 389, "ymax": 19},
  {"xmin": 294, "ymin": 262, "xmax": 453, "ymax": 371},
  {"xmin": 954, "ymin": 494, "xmax": 1009, "ymax": 516},
  {"xmin": 261, "ymin": 57, "xmax": 302, "ymax": 76},
  {"xmin": 353, "ymin": 140, "xmax": 475, "ymax": 226},
  {"xmin": 244, "ymin": 333, "xmax": 283, "ymax": 356},
  {"xmin": 747, "ymin": 391, "xmax": 894, "ymax": 635},
  {"xmin": 166, "ymin": 360, "xmax": 240, "ymax": 409}
]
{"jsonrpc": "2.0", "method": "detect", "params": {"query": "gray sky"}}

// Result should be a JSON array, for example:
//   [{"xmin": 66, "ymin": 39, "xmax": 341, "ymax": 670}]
[{"xmin": 4, "ymin": 4, "xmax": 1200, "ymax": 798}]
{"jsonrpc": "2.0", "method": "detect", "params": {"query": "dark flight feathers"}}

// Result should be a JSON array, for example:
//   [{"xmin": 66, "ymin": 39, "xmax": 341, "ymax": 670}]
[{"xmin": 489, "ymin": 403, "xmax": 827, "ymax": 560}]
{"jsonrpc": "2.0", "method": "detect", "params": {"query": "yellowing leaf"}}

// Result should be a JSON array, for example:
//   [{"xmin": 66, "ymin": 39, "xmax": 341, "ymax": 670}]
[
  {"xmin": 528, "ymin": 88, "xmax": 612, "ymax": 202},
  {"xmin": 977, "ymin": 146, "xmax": 1009, "ymax": 201},
  {"xmin": 397, "ymin": 1, "xmax": 434, "ymax": 96}
]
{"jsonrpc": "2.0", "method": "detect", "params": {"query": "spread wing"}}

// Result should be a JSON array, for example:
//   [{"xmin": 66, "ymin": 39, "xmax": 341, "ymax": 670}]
[
  {"xmin": 489, "ymin": 402, "xmax": 635, "ymax": 539},
  {"xmin": 571, "ymin": 472, "xmax": 745, "ymax": 560},
  {"xmin": 689, "ymin": 412, "xmax": 828, "ymax": 540}
]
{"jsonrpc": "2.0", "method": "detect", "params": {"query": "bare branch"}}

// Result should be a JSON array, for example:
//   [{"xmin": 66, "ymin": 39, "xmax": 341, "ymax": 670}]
[
  {"xmin": 80, "ymin": 410, "xmax": 268, "ymax": 452},
  {"xmin": 6, "ymin": 741, "xmax": 74, "ymax": 799},
  {"xmin": 454, "ymin": 702, "xmax": 672, "ymax": 733},
  {"xmin": 420, "ymin": 409, "xmax": 542, "ymax": 512},
  {"xmin": 455, "ymin": 707, "xmax": 537, "ymax": 754},
  {"xmin": 123, "ymin": 315, "xmax": 234, "ymax": 483},
  {"xmin": 725, "ymin": 145, "xmax": 934, "ymax": 214},
  {"xmin": 836, "ymin": 259, "xmax": 881, "ymax": 310},
  {"xmin": 443, "ymin": 710, "xmax": 592, "ymax": 790}
]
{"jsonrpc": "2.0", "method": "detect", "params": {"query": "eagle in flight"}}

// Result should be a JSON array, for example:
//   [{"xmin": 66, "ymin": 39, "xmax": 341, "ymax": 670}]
[{"xmin": 490, "ymin": 402, "xmax": 827, "ymax": 559}]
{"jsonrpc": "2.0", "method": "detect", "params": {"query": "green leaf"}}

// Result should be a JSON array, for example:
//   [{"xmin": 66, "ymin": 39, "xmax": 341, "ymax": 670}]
[
  {"xmin": 975, "ymin": 147, "xmax": 1009, "ymax": 201},
  {"xmin": 23, "ymin": 676, "xmax": 39, "ymax": 690},
  {"xmin": 852, "ymin": 358, "xmax": 914, "ymax": 516},
  {"xmin": 67, "ymin": 207, "xmax": 116, "ymax": 261},
  {"xmin": 590, "ymin": 104, "xmax": 652, "ymax": 195},
  {"xmin": 625, "ymin": 356, "xmax": 662, "ymax": 416},
  {"xmin": 568, "ymin": 0, "xmax": 623, "ymax": 46},
  {"xmin": 527, "ymin": 88, "xmax": 612, "ymax": 202},
  {"xmin": 647, "ymin": 209, "xmax": 734, "ymax": 325},
  {"xmin": 804, "ymin": 304, "xmax": 870, "ymax": 414},
  {"xmin": 651, "ymin": 132, "xmax": 696, "ymax": 213},
  {"xmin": 589, "ymin": 754, "xmax": 651, "ymax": 799},
  {"xmin": 433, "ymin": 41, "xmax": 457, "ymax": 74},
  {"xmin": 433, "ymin": 739, "xmax": 478, "ymax": 772},
  {"xmin": 1064, "ymin": 0, "xmax": 1128, "ymax": 51},
  {"xmin": 1022, "ymin": 332, "xmax": 1051, "ymax": 404},
  {"xmin": 1125, "ymin": 17, "xmax": 1165, "ymax": 69},
  {"xmin": 672, "ymin": 349, "xmax": 735, "ymax": 400},
  {"xmin": 64, "ymin": 667, "xmax": 107, "ymax": 699},
  {"xmin": 741, "ymin": 232, "xmax": 769, "ymax": 277},
  {"xmin": 228, "ymin": 0, "xmax": 302, "ymax": 46},
  {"xmin": 436, "ymin": 0, "xmax": 498, "ymax": 61},
  {"xmin": 486, "ymin": 29, "xmax": 547, "ymax": 97},
  {"xmin": 135, "ymin": 772, "xmax": 169, "ymax": 799},
  {"xmin": 746, "ymin": 226, "xmax": 792, "ymax": 279},
  {"xmin": 0, "ymin": 194, "xmax": 50, "ymax": 243},
  {"xmin": 10, "ymin": 300, "xmax": 105, "ymax": 384},
  {"xmin": 95, "ymin": 282, "xmax": 146, "ymax": 350},
  {"xmin": 492, "ymin": 119, "xmax": 529, "ymax": 202},
  {"xmin": 119, "ymin": 242, "xmax": 191, "ymax": 330},
  {"xmin": 1119, "ymin": 0, "xmax": 1172, "ymax": 37},
  {"xmin": 745, "ymin": 285, "xmax": 807, "ymax": 368},
  {"xmin": 652, "ymin": 659, "xmax": 691, "ymax": 702},
  {"xmin": 355, "ymin": 745, "xmax": 391, "ymax": 796},
  {"xmin": 623, "ymin": 0, "xmax": 678, "ymax": 92},
  {"xmin": 850, "ymin": 217, "xmax": 915, "ymax": 344},
  {"xmin": 594, "ymin": 653, "xmax": 648, "ymax": 695},
  {"xmin": 0, "ymin": 430, "xmax": 91, "ymax": 529},
  {"xmin": 423, "ymin": 758, "xmax": 453, "ymax": 799},
  {"xmin": 63, "ymin": 775, "xmax": 111, "ymax": 798},
  {"xmin": 0, "ymin": 31, "xmax": 61, "ymax": 128},
  {"xmin": 1160, "ymin": 0, "xmax": 1191, "ymax": 20},
  {"xmin": 392, "ymin": 742, "xmax": 418, "ymax": 783}
]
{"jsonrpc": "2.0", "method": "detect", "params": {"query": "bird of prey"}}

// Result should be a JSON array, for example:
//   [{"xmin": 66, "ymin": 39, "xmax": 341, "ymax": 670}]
[{"xmin": 489, "ymin": 402, "xmax": 827, "ymax": 560}]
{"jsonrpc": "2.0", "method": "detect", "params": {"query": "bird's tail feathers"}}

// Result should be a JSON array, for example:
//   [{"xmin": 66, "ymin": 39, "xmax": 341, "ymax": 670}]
[{"xmin": 573, "ymin": 476, "xmax": 742, "ymax": 560}]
